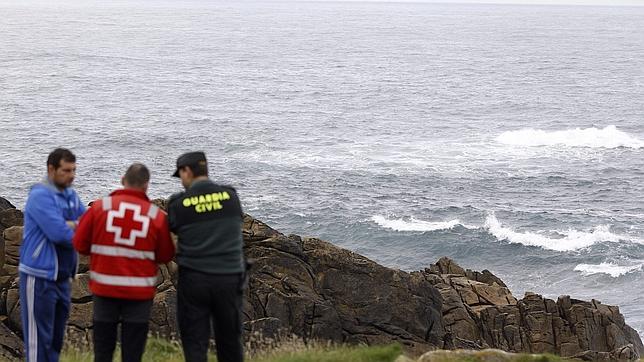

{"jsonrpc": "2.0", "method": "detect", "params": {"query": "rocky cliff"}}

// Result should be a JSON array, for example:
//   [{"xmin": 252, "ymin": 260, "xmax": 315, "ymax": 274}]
[{"xmin": 0, "ymin": 196, "xmax": 642, "ymax": 360}]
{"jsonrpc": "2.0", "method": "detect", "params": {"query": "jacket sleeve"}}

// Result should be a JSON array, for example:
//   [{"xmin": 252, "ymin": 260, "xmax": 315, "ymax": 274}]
[
  {"xmin": 26, "ymin": 188, "xmax": 74, "ymax": 244},
  {"xmin": 167, "ymin": 193, "xmax": 182, "ymax": 233},
  {"xmin": 155, "ymin": 213, "xmax": 175, "ymax": 264},
  {"xmin": 75, "ymin": 193, "xmax": 86, "ymax": 220},
  {"xmin": 73, "ymin": 206, "xmax": 95, "ymax": 255}
]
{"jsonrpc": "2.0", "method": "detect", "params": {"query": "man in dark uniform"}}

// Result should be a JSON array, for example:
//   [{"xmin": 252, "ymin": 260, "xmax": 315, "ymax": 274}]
[{"xmin": 167, "ymin": 151, "xmax": 245, "ymax": 362}]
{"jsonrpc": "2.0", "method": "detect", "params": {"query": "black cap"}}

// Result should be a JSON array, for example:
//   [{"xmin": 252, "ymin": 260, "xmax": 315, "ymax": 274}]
[{"xmin": 172, "ymin": 151, "xmax": 207, "ymax": 177}]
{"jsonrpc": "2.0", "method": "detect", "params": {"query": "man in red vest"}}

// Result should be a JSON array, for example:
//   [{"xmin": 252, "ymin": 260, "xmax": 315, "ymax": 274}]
[{"xmin": 73, "ymin": 163, "xmax": 175, "ymax": 362}]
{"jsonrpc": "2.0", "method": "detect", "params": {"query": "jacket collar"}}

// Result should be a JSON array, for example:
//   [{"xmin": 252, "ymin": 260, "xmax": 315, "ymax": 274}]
[
  {"xmin": 36, "ymin": 177, "xmax": 67, "ymax": 195},
  {"xmin": 110, "ymin": 188, "xmax": 149, "ymax": 201},
  {"xmin": 188, "ymin": 178, "xmax": 212, "ymax": 190}
]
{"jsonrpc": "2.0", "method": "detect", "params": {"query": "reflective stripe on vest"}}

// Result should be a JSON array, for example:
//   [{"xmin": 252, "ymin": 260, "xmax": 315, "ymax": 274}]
[
  {"xmin": 147, "ymin": 204, "xmax": 159, "ymax": 219},
  {"xmin": 90, "ymin": 271, "xmax": 158, "ymax": 287},
  {"xmin": 102, "ymin": 197, "xmax": 112, "ymax": 211},
  {"xmin": 91, "ymin": 244, "xmax": 155, "ymax": 260}
]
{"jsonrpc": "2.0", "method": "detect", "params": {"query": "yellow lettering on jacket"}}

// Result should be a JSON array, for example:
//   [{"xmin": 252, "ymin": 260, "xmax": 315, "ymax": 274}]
[{"xmin": 182, "ymin": 193, "xmax": 229, "ymax": 213}]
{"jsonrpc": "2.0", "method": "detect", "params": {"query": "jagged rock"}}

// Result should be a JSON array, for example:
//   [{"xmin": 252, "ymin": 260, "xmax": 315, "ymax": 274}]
[
  {"xmin": 244, "ymin": 317, "xmax": 283, "ymax": 340},
  {"xmin": 422, "ymin": 259, "xmax": 517, "ymax": 350},
  {"xmin": 243, "ymin": 214, "xmax": 281, "ymax": 242},
  {"xmin": 0, "ymin": 321, "xmax": 22, "ymax": 361},
  {"xmin": 420, "ymin": 256, "xmax": 644, "ymax": 359},
  {"xmin": 0, "ymin": 209, "xmax": 23, "ymax": 231},
  {"xmin": 0, "ymin": 199, "xmax": 642, "ymax": 360},
  {"xmin": 3, "ymin": 226, "xmax": 22, "ymax": 268},
  {"xmin": 300, "ymin": 237, "xmax": 445, "ymax": 352},
  {"xmin": 71, "ymin": 273, "xmax": 92, "ymax": 303},
  {"xmin": 0, "ymin": 198, "xmax": 15, "ymax": 212},
  {"xmin": 464, "ymin": 269, "xmax": 507, "ymax": 288},
  {"xmin": 0, "ymin": 210, "xmax": 23, "ymax": 270},
  {"xmin": 429, "ymin": 256, "xmax": 466, "ymax": 275},
  {"xmin": 149, "ymin": 288, "xmax": 178, "ymax": 339},
  {"xmin": 68, "ymin": 302, "xmax": 93, "ymax": 330},
  {"xmin": 5, "ymin": 286, "xmax": 20, "ymax": 333}
]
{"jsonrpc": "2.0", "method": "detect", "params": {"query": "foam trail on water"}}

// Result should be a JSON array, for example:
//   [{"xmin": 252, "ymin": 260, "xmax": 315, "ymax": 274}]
[
  {"xmin": 483, "ymin": 214, "xmax": 624, "ymax": 251},
  {"xmin": 496, "ymin": 125, "xmax": 644, "ymax": 149},
  {"xmin": 371, "ymin": 215, "xmax": 473, "ymax": 232},
  {"xmin": 574, "ymin": 262, "xmax": 643, "ymax": 278}
]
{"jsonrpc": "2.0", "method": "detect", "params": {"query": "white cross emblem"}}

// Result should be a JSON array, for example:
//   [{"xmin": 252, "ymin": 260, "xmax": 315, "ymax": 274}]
[{"xmin": 106, "ymin": 202, "xmax": 150, "ymax": 246}]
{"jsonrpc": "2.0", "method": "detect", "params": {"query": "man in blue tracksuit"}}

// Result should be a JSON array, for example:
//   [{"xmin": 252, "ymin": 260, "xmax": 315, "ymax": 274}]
[{"xmin": 19, "ymin": 148, "xmax": 85, "ymax": 362}]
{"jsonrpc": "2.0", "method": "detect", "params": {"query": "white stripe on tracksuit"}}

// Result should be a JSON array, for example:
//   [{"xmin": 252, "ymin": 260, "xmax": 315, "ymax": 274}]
[{"xmin": 26, "ymin": 275, "xmax": 37, "ymax": 362}]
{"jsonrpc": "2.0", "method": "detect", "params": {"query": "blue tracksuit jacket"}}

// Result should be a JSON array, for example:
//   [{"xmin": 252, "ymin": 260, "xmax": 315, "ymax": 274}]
[
  {"xmin": 19, "ymin": 180, "xmax": 85, "ymax": 280},
  {"xmin": 19, "ymin": 179, "xmax": 85, "ymax": 362}
]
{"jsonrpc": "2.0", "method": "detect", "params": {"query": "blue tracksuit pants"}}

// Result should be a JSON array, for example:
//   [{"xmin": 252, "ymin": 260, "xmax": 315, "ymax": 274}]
[{"xmin": 19, "ymin": 272, "xmax": 71, "ymax": 362}]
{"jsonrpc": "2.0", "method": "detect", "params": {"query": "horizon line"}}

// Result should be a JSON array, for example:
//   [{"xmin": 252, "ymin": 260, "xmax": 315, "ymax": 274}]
[{"xmin": 291, "ymin": 0, "xmax": 644, "ymax": 6}]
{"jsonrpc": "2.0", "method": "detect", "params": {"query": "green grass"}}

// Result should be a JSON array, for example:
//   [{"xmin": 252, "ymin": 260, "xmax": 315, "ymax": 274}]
[
  {"xmin": 61, "ymin": 338, "xmax": 403, "ymax": 362},
  {"xmin": 60, "ymin": 337, "xmax": 592, "ymax": 362},
  {"xmin": 250, "ymin": 344, "xmax": 402, "ymax": 362}
]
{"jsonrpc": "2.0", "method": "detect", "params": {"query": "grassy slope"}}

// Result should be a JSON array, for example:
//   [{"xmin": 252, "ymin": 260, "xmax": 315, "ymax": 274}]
[
  {"xmin": 61, "ymin": 339, "xmax": 402, "ymax": 362},
  {"xmin": 59, "ymin": 338, "xmax": 593, "ymax": 362}
]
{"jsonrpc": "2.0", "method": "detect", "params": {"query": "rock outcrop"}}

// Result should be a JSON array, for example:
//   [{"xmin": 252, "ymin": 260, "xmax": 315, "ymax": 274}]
[
  {"xmin": 0, "ymin": 196, "xmax": 642, "ymax": 360},
  {"xmin": 422, "ymin": 256, "xmax": 643, "ymax": 360}
]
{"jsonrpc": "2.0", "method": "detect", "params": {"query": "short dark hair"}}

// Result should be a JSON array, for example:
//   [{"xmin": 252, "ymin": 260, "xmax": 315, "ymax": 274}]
[
  {"xmin": 123, "ymin": 163, "xmax": 150, "ymax": 187},
  {"xmin": 47, "ymin": 148, "xmax": 76, "ymax": 169},
  {"xmin": 185, "ymin": 161, "xmax": 208, "ymax": 177}
]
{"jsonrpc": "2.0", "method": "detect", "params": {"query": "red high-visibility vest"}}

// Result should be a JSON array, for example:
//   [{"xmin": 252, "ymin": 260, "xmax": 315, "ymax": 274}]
[{"xmin": 73, "ymin": 189, "xmax": 175, "ymax": 300}]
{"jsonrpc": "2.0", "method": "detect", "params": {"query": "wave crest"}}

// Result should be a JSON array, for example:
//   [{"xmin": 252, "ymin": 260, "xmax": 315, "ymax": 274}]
[
  {"xmin": 574, "ymin": 262, "xmax": 643, "ymax": 278},
  {"xmin": 483, "ymin": 214, "xmax": 623, "ymax": 251},
  {"xmin": 371, "ymin": 215, "xmax": 467, "ymax": 232},
  {"xmin": 496, "ymin": 125, "xmax": 643, "ymax": 149}
]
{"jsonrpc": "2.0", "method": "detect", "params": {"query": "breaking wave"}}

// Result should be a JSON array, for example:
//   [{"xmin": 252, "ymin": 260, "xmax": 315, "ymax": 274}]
[
  {"xmin": 371, "ymin": 215, "xmax": 473, "ymax": 232},
  {"xmin": 496, "ymin": 125, "xmax": 643, "ymax": 149},
  {"xmin": 483, "ymin": 214, "xmax": 625, "ymax": 252},
  {"xmin": 574, "ymin": 262, "xmax": 643, "ymax": 278}
]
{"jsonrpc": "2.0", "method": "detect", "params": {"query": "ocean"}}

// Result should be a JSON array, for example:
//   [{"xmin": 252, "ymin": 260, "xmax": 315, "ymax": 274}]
[{"xmin": 1, "ymin": 0, "xmax": 643, "ymax": 339}]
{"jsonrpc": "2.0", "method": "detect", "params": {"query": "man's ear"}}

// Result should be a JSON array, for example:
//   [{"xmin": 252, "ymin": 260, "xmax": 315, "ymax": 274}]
[{"xmin": 121, "ymin": 176, "xmax": 125, "ymax": 186}]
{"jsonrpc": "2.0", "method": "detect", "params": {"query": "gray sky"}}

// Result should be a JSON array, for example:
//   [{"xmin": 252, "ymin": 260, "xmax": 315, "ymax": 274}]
[{"xmin": 333, "ymin": 0, "xmax": 644, "ymax": 5}]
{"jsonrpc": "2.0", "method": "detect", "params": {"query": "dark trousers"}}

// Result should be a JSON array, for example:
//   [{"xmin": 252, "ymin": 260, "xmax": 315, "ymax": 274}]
[
  {"xmin": 92, "ymin": 295, "xmax": 153, "ymax": 362},
  {"xmin": 177, "ymin": 267, "xmax": 244, "ymax": 362},
  {"xmin": 19, "ymin": 272, "xmax": 71, "ymax": 362}
]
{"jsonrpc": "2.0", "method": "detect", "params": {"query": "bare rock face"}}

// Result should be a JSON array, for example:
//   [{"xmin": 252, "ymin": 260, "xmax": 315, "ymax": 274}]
[
  {"xmin": 3, "ymin": 226, "xmax": 22, "ymax": 270},
  {"xmin": 422, "ymin": 257, "xmax": 643, "ymax": 360},
  {"xmin": 0, "ymin": 197, "xmax": 22, "ymax": 280},
  {"xmin": 0, "ymin": 322, "xmax": 21, "ymax": 361},
  {"xmin": 242, "ymin": 218, "xmax": 445, "ymax": 355},
  {"xmin": 421, "ymin": 256, "xmax": 517, "ymax": 350},
  {"xmin": 0, "ymin": 197, "xmax": 15, "ymax": 212},
  {"xmin": 0, "ymin": 197, "xmax": 642, "ymax": 361}
]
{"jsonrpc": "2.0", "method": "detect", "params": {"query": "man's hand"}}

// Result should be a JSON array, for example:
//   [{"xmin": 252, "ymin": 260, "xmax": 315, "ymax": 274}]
[{"xmin": 66, "ymin": 221, "xmax": 77, "ymax": 230}]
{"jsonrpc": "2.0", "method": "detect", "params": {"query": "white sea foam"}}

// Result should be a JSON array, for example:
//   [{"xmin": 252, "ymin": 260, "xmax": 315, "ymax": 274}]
[
  {"xmin": 483, "ymin": 214, "xmax": 624, "ymax": 251},
  {"xmin": 574, "ymin": 262, "xmax": 643, "ymax": 278},
  {"xmin": 371, "ymin": 215, "xmax": 472, "ymax": 232},
  {"xmin": 496, "ymin": 125, "xmax": 644, "ymax": 149}
]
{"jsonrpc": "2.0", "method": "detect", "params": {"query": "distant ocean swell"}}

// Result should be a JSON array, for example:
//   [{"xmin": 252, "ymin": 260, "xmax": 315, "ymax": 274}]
[
  {"xmin": 371, "ymin": 214, "xmax": 642, "ymax": 253},
  {"xmin": 496, "ymin": 125, "xmax": 644, "ymax": 149}
]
